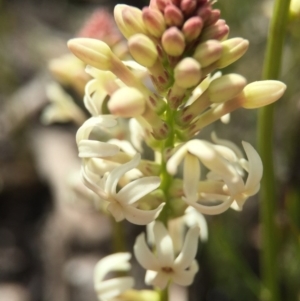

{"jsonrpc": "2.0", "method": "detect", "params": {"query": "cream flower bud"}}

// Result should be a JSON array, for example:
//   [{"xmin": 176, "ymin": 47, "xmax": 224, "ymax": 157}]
[
  {"xmin": 217, "ymin": 38, "xmax": 249, "ymax": 68},
  {"xmin": 164, "ymin": 4, "xmax": 184, "ymax": 26},
  {"xmin": 128, "ymin": 34, "xmax": 158, "ymax": 68},
  {"xmin": 114, "ymin": 5, "xmax": 147, "ymax": 39},
  {"xmin": 108, "ymin": 87, "xmax": 146, "ymax": 117},
  {"xmin": 174, "ymin": 58, "xmax": 202, "ymax": 88},
  {"xmin": 242, "ymin": 80, "xmax": 286, "ymax": 109},
  {"xmin": 68, "ymin": 38, "xmax": 113, "ymax": 70},
  {"xmin": 182, "ymin": 17, "xmax": 203, "ymax": 42},
  {"xmin": 162, "ymin": 27, "xmax": 186, "ymax": 56},
  {"xmin": 208, "ymin": 74, "xmax": 247, "ymax": 103},
  {"xmin": 193, "ymin": 40, "xmax": 223, "ymax": 68},
  {"xmin": 142, "ymin": 7, "xmax": 166, "ymax": 38}
]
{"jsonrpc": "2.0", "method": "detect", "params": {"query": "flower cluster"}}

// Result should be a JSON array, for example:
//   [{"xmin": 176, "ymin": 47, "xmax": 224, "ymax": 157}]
[{"xmin": 64, "ymin": 0, "xmax": 286, "ymax": 299}]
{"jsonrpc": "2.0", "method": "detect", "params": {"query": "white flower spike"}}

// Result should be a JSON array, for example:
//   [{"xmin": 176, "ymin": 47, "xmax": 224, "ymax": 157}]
[{"xmin": 134, "ymin": 221, "xmax": 199, "ymax": 289}]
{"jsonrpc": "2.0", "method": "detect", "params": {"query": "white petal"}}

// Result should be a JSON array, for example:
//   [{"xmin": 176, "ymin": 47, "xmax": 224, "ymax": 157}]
[
  {"xmin": 105, "ymin": 153, "xmax": 141, "ymax": 194},
  {"xmin": 183, "ymin": 153, "xmax": 200, "ymax": 200},
  {"xmin": 242, "ymin": 141, "xmax": 263, "ymax": 190},
  {"xmin": 172, "ymin": 260, "xmax": 199, "ymax": 286},
  {"xmin": 211, "ymin": 132, "xmax": 244, "ymax": 159},
  {"xmin": 134, "ymin": 233, "xmax": 160, "ymax": 270},
  {"xmin": 107, "ymin": 202, "xmax": 125, "ymax": 222},
  {"xmin": 184, "ymin": 207, "xmax": 209, "ymax": 242},
  {"xmin": 78, "ymin": 140, "xmax": 119, "ymax": 158},
  {"xmin": 188, "ymin": 140, "xmax": 238, "ymax": 180},
  {"xmin": 108, "ymin": 139, "xmax": 137, "ymax": 156},
  {"xmin": 122, "ymin": 203, "xmax": 165, "ymax": 225},
  {"xmin": 166, "ymin": 144, "xmax": 188, "ymax": 175},
  {"xmin": 147, "ymin": 271, "xmax": 170, "ymax": 290},
  {"xmin": 174, "ymin": 226, "xmax": 199, "ymax": 270},
  {"xmin": 81, "ymin": 166, "xmax": 107, "ymax": 199},
  {"xmin": 117, "ymin": 176, "xmax": 160, "ymax": 205},
  {"xmin": 153, "ymin": 221, "xmax": 175, "ymax": 267},
  {"xmin": 184, "ymin": 196, "xmax": 234, "ymax": 215},
  {"xmin": 76, "ymin": 116, "xmax": 117, "ymax": 144},
  {"xmin": 94, "ymin": 252, "xmax": 132, "ymax": 283},
  {"xmin": 95, "ymin": 277, "xmax": 134, "ymax": 300}
]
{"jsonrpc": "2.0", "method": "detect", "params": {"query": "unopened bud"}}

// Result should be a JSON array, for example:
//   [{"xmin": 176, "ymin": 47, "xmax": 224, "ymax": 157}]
[
  {"xmin": 200, "ymin": 19, "xmax": 229, "ymax": 41},
  {"xmin": 290, "ymin": 0, "xmax": 300, "ymax": 19},
  {"xmin": 142, "ymin": 7, "xmax": 166, "ymax": 38},
  {"xmin": 174, "ymin": 57, "xmax": 201, "ymax": 88},
  {"xmin": 180, "ymin": 0, "xmax": 197, "ymax": 16},
  {"xmin": 242, "ymin": 81, "xmax": 286, "ymax": 109},
  {"xmin": 156, "ymin": 0, "xmax": 168, "ymax": 11},
  {"xmin": 208, "ymin": 74, "xmax": 247, "ymax": 103},
  {"xmin": 182, "ymin": 17, "xmax": 203, "ymax": 41},
  {"xmin": 114, "ymin": 5, "xmax": 146, "ymax": 39},
  {"xmin": 108, "ymin": 87, "xmax": 146, "ymax": 117},
  {"xmin": 193, "ymin": 40, "xmax": 222, "ymax": 67},
  {"xmin": 162, "ymin": 27, "xmax": 186, "ymax": 56},
  {"xmin": 128, "ymin": 34, "xmax": 158, "ymax": 67},
  {"xmin": 217, "ymin": 38, "xmax": 249, "ymax": 68},
  {"xmin": 67, "ymin": 38, "xmax": 113, "ymax": 70},
  {"xmin": 206, "ymin": 9, "xmax": 221, "ymax": 26},
  {"xmin": 164, "ymin": 4, "xmax": 184, "ymax": 26}
]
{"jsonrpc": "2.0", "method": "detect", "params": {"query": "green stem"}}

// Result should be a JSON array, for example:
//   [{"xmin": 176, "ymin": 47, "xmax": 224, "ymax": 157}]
[
  {"xmin": 112, "ymin": 218, "xmax": 127, "ymax": 253},
  {"xmin": 257, "ymin": 0, "xmax": 290, "ymax": 300},
  {"xmin": 157, "ymin": 285, "xmax": 169, "ymax": 301},
  {"xmin": 157, "ymin": 107, "xmax": 176, "ymax": 226}
]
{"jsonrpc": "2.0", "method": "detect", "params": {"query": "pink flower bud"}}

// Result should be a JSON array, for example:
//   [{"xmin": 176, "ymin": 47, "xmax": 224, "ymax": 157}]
[
  {"xmin": 180, "ymin": 0, "xmax": 197, "ymax": 16},
  {"xmin": 200, "ymin": 19, "xmax": 229, "ymax": 41},
  {"xmin": 164, "ymin": 4, "xmax": 184, "ymax": 26},
  {"xmin": 205, "ymin": 9, "xmax": 221, "ymax": 26},
  {"xmin": 162, "ymin": 27, "xmax": 186, "ymax": 56},
  {"xmin": 156, "ymin": 0, "xmax": 169, "ymax": 11},
  {"xmin": 182, "ymin": 17, "xmax": 203, "ymax": 41},
  {"xmin": 142, "ymin": 7, "xmax": 166, "ymax": 38}
]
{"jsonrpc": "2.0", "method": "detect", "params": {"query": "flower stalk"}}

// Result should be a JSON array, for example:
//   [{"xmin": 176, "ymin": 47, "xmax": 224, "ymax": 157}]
[{"xmin": 257, "ymin": 0, "xmax": 291, "ymax": 300}]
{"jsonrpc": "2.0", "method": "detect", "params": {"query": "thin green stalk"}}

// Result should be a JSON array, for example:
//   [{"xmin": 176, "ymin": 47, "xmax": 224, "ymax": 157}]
[
  {"xmin": 157, "ymin": 285, "xmax": 169, "ymax": 301},
  {"xmin": 112, "ymin": 218, "xmax": 127, "ymax": 253},
  {"xmin": 257, "ymin": 0, "xmax": 290, "ymax": 300}
]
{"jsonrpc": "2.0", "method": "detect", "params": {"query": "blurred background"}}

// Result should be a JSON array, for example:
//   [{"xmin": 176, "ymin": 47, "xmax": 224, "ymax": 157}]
[{"xmin": 0, "ymin": 0, "xmax": 300, "ymax": 300}]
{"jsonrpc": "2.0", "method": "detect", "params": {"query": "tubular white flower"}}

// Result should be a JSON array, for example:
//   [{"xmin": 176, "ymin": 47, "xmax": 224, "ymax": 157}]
[
  {"xmin": 94, "ymin": 253, "xmax": 134, "ymax": 301},
  {"xmin": 76, "ymin": 116, "xmax": 120, "ymax": 158},
  {"xmin": 82, "ymin": 153, "xmax": 164, "ymax": 225},
  {"xmin": 84, "ymin": 66, "xmax": 120, "ymax": 117},
  {"xmin": 134, "ymin": 221, "xmax": 199, "ymax": 289}
]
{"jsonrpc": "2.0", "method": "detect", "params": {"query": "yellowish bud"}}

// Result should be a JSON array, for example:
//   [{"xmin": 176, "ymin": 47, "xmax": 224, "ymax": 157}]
[
  {"xmin": 108, "ymin": 87, "xmax": 146, "ymax": 117},
  {"xmin": 67, "ymin": 38, "xmax": 113, "ymax": 70},
  {"xmin": 162, "ymin": 27, "xmax": 186, "ymax": 56},
  {"xmin": 174, "ymin": 57, "xmax": 201, "ymax": 88},
  {"xmin": 128, "ymin": 34, "xmax": 158, "ymax": 67},
  {"xmin": 121, "ymin": 289, "xmax": 160, "ymax": 301},
  {"xmin": 217, "ymin": 38, "xmax": 249, "ymax": 68},
  {"xmin": 242, "ymin": 80, "xmax": 286, "ymax": 109},
  {"xmin": 142, "ymin": 7, "xmax": 166, "ymax": 38},
  {"xmin": 193, "ymin": 40, "xmax": 222, "ymax": 68},
  {"xmin": 114, "ymin": 5, "xmax": 147, "ymax": 39},
  {"xmin": 208, "ymin": 74, "xmax": 247, "ymax": 103}
]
